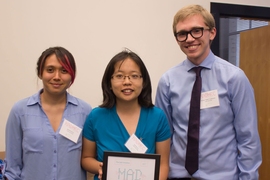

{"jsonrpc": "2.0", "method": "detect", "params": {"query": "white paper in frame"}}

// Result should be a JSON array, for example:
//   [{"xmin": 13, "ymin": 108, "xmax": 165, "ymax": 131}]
[{"xmin": 102, "ymin": 151, "xmax": 160, "ymax": 180}]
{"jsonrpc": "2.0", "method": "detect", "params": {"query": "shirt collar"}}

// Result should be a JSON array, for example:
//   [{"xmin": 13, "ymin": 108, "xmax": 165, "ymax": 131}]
[
  {"xmin": 184, "ymin": 51, "xmax": 215, "ymax": 71},
  {"xmin": 26, "ymin": 89, "xmax": 78, "ymax": 106}
]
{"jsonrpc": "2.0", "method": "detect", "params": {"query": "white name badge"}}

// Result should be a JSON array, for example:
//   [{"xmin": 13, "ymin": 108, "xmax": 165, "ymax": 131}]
[
  {"xmin": 200, "ymin": 90, "xmax": 220, "ymax": 109},
  {"xmin": 125, "ymin": 134, "xmax": 148, "ymax": 153},
  {"xmin": 59, "ymin": 119, "xmax": 82, "ymax": 143}
]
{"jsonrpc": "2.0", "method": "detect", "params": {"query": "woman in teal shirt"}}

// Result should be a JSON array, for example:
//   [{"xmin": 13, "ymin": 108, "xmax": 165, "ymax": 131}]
[{"xmin": 81, "ymin": 49, "xmax": 171, "ymax": 180}]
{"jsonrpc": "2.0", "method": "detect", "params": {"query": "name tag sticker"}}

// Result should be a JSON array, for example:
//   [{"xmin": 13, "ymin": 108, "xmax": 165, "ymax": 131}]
[
  {"xmin": 201, "ymin": 90, "xmax": 220, "ymax": 109},
  {"xmin": 125, "ymin": 134, "xmax": 148, "ymax": 153},
  {"xmin": 59, "ymin": 119, "xmax": 82, "ymax": 143}
]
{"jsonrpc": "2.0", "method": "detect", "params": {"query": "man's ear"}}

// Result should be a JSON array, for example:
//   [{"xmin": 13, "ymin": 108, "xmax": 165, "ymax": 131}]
[{"xmin": 209, "ymin": 27, "xmax": 217, "ymax": 41}]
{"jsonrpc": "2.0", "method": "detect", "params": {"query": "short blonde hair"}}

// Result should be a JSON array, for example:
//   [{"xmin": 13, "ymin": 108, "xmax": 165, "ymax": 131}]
[{"xmin": 173, "ymin": 4, "xmax": 215, "ymax": 34}]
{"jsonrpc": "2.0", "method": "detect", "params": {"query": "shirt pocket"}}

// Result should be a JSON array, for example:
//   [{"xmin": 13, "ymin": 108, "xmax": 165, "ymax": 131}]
[
  {"xmin": 23, "ymin": 128, "xmax": 44, "ymax": 154},
  {"xmin": 67, "ymin": 134, "xmax": 82, "ymax": 152}
]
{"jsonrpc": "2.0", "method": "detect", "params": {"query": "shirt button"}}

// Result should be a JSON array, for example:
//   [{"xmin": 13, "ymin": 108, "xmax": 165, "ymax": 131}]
[
  {"xmin": 54, "ymin": 164, "xmax": 56, "ymax": 167},
  {"xmin": 54, "ymin": 150, "xmax": 56, "ymax": 153},
  {"xmin": 54, "ymin": 135, "xmax": 56, "ymax": 139}
]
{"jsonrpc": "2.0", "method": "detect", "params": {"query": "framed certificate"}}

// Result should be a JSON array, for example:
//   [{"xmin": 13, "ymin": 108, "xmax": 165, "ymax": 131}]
[{"xmin": 102, "ymin": 151, "xmax": 160, "ymax": 180}]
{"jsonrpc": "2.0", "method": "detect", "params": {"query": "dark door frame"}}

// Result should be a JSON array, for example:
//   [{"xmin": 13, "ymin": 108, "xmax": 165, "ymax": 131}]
[{"xmin": 210, "ymin": 2, "xmax": 270, "ymax": 56}]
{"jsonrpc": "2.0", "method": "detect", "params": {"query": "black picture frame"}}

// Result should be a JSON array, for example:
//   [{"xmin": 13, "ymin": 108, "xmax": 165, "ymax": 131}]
[{"xmin": 102, "ymin": 151, "xmax": 160, "ymax": 180}]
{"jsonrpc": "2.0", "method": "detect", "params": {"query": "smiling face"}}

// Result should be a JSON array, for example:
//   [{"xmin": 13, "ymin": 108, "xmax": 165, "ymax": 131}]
[
  {"xmin": 110, "ymin": 58, "xmax": 143, "ymax": 105},
  {"xmin": 175, "ymin": 14, "xmax": 216, "ymax": 65},
  {"xmin": 40, "ymin": 54, "xmax": 72, "ymax": 97}
]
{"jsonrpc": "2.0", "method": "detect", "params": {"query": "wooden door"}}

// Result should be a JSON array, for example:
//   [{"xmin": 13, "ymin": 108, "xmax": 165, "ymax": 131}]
[{"xmin": 240, "ymin": 25, "xmax": 270, "ymax": 180}]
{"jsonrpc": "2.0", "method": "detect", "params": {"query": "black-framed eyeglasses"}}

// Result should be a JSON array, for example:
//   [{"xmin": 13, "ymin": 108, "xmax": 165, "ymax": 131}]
[
  {"xmin": 174, "ymin": 27, "xmax": 210, "ymax": 42},
  {"xmin": 111, "ymin": 74, "xmax": 142, "ymax": 82}
]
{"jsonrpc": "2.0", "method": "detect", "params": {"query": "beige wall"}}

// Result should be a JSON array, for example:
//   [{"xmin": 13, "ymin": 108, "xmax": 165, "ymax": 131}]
[{"xmin": 0, "ymin": 0, "xmax": 269, "ymax": 151}]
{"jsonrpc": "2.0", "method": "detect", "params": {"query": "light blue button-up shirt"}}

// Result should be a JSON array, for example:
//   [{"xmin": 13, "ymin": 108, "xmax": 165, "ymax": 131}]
[
  {"xmin": 4, "ymin": 90, "xmax": 92, "ymax": 180},
  {"xmin": 155, "ymin": 51, "xmax": 262, "ymax": 179}
]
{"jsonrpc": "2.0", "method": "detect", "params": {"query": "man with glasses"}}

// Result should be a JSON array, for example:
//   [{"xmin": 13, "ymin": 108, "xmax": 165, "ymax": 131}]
[{"xmin": 155, "ymin": 4, "xmax": 262, "ymax": 180}]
